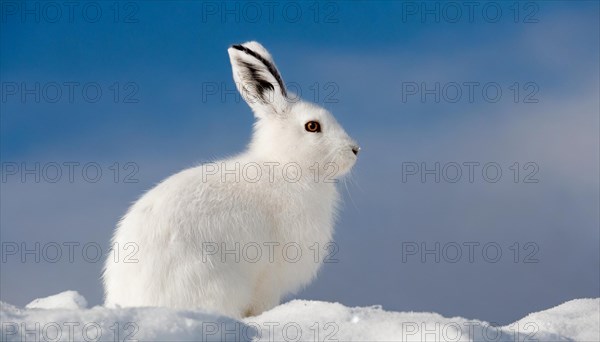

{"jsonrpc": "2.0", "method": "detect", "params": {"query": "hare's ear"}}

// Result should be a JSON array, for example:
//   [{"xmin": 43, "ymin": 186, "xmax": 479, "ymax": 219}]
[{"xmin": 228, "ymin": 42, "xmax": 288, "ymax": 118}]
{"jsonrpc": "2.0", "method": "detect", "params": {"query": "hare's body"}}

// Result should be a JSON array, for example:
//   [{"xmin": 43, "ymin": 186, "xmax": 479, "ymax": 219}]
[
  {"xmin": 104, "ymin": 158, "xmax": 338, "ymax": 317},
  {"xmin": 103, "ymin": 42, "xmax": 358, "ymax": 317}
]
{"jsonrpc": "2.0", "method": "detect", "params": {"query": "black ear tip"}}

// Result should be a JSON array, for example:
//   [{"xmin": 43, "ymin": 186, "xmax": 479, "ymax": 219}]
[{"xmin": 227, "ymin": 42, "xmax": 287, "ymax": 98}]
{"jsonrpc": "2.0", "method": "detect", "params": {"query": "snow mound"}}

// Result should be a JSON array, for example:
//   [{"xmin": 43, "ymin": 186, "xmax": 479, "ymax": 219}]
[
  {"xmin": 512, "ymin": 298, "xmax": 599, "ymax": 341},
  {"xmin": 1, "ymin": 298, "xmax": 249, "ymax": 342},
  {"xmin": 1, "ymin": 291, "xmax": 598, "ymax": 341},
  {"xmin": 25, "ymin": 291, "xmax": 88, "ymax": 310}
]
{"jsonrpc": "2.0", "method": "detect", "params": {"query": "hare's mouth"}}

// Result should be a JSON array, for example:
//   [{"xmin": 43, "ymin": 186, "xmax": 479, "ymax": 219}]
[{"xmin": 330, "ymin": 150, "xmax": 357, "ymax": 179}]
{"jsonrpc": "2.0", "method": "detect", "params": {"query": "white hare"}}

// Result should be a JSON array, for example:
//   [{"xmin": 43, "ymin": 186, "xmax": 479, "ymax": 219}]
[{"xmin": 103, "ymin": 41, "xmax": 359, "ymax": 318}]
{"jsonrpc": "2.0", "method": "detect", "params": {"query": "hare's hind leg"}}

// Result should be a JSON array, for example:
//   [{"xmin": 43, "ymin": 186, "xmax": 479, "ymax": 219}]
[
  {"xmin": 243, "ymin": 272, "xmax": 281, "ymax": 317},
  {"xmin": 243, "ymin": 295, "xmax": 280, "ymax": 317}
]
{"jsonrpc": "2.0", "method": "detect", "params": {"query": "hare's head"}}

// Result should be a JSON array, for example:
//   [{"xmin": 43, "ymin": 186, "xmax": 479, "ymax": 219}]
[{"xmin": 228, "ymin": 41, "xmax": 359, "ymax": 179}]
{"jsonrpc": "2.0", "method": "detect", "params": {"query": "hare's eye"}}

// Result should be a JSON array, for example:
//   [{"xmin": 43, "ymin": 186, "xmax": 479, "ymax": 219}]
[{"xmin": 305, "ymin": 121, "xmax": 321, "ymax": 133}]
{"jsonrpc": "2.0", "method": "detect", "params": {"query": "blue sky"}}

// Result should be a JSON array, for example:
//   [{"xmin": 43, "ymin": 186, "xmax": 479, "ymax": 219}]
[{"xmin": 1, "ymin": 1, "xmax": 599, "ymax": 325}]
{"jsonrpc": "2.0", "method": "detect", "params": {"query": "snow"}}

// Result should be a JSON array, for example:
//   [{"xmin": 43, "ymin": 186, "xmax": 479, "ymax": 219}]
[
  {"xmin": 1, "ymin": 291, "xmax": 598, "ymax": 341},
  {"xmin": 511, "ymin": 298, "xmax": 600, "ymax": 341},
  {"xmin": 25, "ymin": 291, "xmax": 88, "ymax": 310}
]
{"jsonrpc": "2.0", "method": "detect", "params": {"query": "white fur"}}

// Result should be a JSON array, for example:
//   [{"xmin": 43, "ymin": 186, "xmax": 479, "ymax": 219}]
[{"xmin": 103, "ymin": 41, "xmax": 359, "ymax": 318}]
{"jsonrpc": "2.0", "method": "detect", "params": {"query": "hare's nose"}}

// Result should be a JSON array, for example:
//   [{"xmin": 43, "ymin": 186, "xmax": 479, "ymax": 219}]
[{"xmin": 351, "ymin": 146, "xmax": 361, "ymax": 156}]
